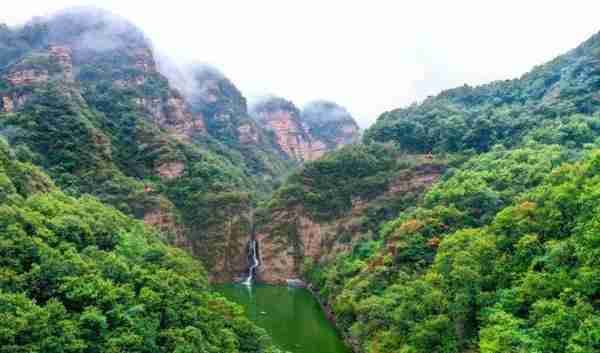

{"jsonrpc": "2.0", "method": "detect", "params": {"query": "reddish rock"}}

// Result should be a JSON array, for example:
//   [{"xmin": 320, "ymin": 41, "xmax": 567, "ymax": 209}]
[
  {"xmin": 256, "ymin": 109, "xmax": 321, "ymax": 162},
  {"xmin": 254, "ymin": 162, "xmax": 446, "ymax": 284},
  {"xmin": 156, "ymin": 161, "xmax": 185, "ymax": 180},
  {"xmin": 6, "ymin": 69, "xmax": 49, "ymax": 86},
  {"xmin": 144, "ymin": 207, "xmax": 189, "ymax": 249},
  {"xmin": 49, "ymin": 45, "xmax": 75, "ymax": 83},
  {"xmin": 252, "ymin": 98, "xmax": 359, "ymax": 163},
  {"xmin": 238, "ymin": 123, "xmax": 260, "ymax": 144},
  {"xmin": 1, "ymin": 96, "xmax": 14, "ymax": 112}
]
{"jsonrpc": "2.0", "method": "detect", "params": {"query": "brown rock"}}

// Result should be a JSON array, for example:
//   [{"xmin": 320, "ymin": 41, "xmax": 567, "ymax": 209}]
[
  {"xmin": 238, "ymin": 123, "xmax": 260, "ymax": 144},
  {"xmin": 254, "ymin": 162, "xmax": 445, "ymax": 284},
  {"xmin": 6, "ymin": 69, "xmax": 49, "ymax": 86},
  {"xmin": 144, "ymin": 207, "xmax": 189, "ymax": 249},
  {"xmin": 156, "ymin": 161, "xmax": 185, "ymax": 180},
  {"xmin": 1, "ymin": 96, "xmax": 14, "ymax": 112},
  {"xmin": 49, "ymin": 45, "xmax": 75, "ymax": 83}
]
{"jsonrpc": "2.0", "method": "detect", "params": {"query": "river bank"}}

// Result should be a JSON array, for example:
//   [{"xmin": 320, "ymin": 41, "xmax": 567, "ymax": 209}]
[{"xmin": 305, "ymin": 282, "xmax": 361, "ymax": 353}]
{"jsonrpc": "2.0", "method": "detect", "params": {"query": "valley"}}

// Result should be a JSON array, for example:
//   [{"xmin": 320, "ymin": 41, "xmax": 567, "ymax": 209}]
[
  {"xmin": 216, "ymin": 284, "xmax": 352, "ymax": 353},
  {"xmin": 1, "ymin": 6, "xmax": 600, "ymax": 353}
]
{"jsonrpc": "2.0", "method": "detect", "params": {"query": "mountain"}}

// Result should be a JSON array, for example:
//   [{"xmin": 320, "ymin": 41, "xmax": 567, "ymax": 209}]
[
  {"xmin": 252, "ymin": 31, "xmax": 600, "ymax": 353},
  {"xmin": 251, "ymin": 96, "xmax": 360, "ymax": 163},
  {"xmin": 365, "ymin": 31, "xmax": 600, "ymax": 152},
  {"xmin": 0, "ymin": 7, "xmax": 359, "ymax": 283},
  {"xmin": 0, "ymin": 138, "xmax": 283, "ymax": 351},
  {"xmin": 2, "ymin": 6, "xmax": 600, "ymax": 353},
  {"xmin": 301, "ymin": 100, "xmax": 361, "ymax": 149}
]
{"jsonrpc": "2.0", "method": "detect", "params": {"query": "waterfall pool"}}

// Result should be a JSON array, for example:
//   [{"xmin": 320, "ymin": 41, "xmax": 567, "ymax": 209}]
[{"xmin": 215, "ymin": 283, "xmax": 352, "ymax": 353}]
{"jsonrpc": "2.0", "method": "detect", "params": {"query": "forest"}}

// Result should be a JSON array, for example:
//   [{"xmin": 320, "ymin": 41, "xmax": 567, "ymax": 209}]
[{"xmin": 1, "ymin": 6, "xmax": 600, "ymax": 353}]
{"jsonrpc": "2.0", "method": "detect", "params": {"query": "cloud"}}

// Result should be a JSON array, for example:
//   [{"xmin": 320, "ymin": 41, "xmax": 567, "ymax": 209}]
[{"xmin": 2, "ymin": 1, "xmax": 600, "ymax": 128}]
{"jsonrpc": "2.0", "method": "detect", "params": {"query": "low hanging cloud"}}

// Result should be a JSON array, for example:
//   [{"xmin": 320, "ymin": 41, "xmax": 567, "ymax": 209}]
[{"xmin": 3, "ymin": 1, "xmax": 600, "ymax": 128}]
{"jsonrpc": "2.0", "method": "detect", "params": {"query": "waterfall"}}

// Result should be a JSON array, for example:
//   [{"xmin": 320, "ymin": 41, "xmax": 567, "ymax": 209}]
[{"xmin": 243, "ymin": 239, "xmax": 259, "ymax": 286}]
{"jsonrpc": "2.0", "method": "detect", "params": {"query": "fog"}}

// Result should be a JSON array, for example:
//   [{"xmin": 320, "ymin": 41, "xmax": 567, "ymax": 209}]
[{"xmin": 2, "ymin": 1, "xmax": 600, "ymax": 128}]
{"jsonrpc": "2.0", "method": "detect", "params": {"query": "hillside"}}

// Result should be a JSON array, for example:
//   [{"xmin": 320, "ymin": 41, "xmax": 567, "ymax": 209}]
[
  {"xmin": 0, "ymin": 138, "xmax": 284, "ymax": 352},
  {"xmin": 365, "ymin": 31, "xmax": 600, "ymax": 152},
  {"xmin": 0, "ymin": 7, "xmax": 359, "ymax": 282},
  {"xmin": 251, "ymin": 97, "xmax": 360, "ymax": 163},
  {"xmin": 252, "ymin": 31, "xmax": 600, "ymax": 353},
  {"xmin": 1, "ymin": 6, "xmax": 600, "ymax": 353}
]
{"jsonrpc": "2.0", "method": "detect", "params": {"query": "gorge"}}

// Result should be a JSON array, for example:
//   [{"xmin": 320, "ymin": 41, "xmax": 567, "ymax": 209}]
[{"xmin": 1, "ymin": 6, "xmax": 600, "ymax": 353}]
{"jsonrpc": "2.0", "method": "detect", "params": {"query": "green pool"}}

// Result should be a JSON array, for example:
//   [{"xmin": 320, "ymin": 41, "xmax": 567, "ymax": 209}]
[{"xmin": 215, "ymin": 284, "xmax": 352, "ymax": 353}]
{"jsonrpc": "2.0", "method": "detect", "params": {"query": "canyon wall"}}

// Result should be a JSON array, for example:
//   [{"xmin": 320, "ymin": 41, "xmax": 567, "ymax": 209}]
[
  {"xmin": 251, "ymin": 97, "xmax": 360, "ymax": 163},
  {"xmin": 254, "ymin": 162, "xmax": 445, "ymax": 283}
]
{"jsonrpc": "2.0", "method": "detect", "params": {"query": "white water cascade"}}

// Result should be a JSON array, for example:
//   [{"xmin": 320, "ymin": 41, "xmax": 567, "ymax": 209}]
[{"xmin": 243, "ymin": 239, "xmax": 259, "ymax": 286}]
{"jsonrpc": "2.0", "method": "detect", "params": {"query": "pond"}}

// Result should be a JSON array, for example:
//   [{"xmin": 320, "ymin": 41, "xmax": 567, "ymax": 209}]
[{"xmin": 215, "ymin": 284, "xmax": 352, "ymax": 353}]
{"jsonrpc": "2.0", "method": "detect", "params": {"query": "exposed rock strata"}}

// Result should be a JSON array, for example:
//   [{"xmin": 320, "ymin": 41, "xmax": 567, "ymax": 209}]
[
  {"xmin": 252, "ymin": 97, "xmax": 360, "ymax": 163},
  {"xmin": 255, "ymin": 162, "xmax": 445, "ymax": 283}
]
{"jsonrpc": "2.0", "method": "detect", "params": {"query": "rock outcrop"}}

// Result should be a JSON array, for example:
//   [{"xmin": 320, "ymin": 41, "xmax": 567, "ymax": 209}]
[
  {"xmin": 1, "ymin": 44, "xmax": 82, "ymax": 112},
  {"xmin": 5, "ymin": 68, "xmax": 49, "ymax": 86},
  {"xmin": 197, "ymin": 212, "xmax": 254, "ymax": 283},
  {"xmin": 301, "ymin": 100, "xmax": 360, "ymax": 149},
  {"xmin": 49, "ymin": 45, "xmax": 75, "ymax": 83},
  {"xmin": 155, "ymin": 161, "xmax": 185, "ymax": 180},
  {"xmin": 251, "ymin": 97, "xmax": 360, "ymax": 163},
  {"xmin": 255, "ymin": 162, "xmax": 445, "ymax": 283},
  {"xmin": 251, "ymin": 97, "xmax": 323, "ymax": 162},
  {"xmin": 143, "ymin": 201, "xmax": 189, "ymax": 249}
]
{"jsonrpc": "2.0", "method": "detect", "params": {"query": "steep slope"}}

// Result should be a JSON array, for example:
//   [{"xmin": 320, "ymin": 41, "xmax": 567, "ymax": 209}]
[
  {"xmin": 266, "ymin": 31, "xmax": 600, "ymax": 353},
  {"xmin": 0, "ymin": 8, "xmax": 295, "ymax": 281},
  {"xmin": 251, "ymin": 97, "xmax": 360, "ymax": 163},
  {"xmin": 301, "ymin": 100, "xmax": 360, "ymax": 150},
  {"xmin": 0, "ymin": 138, "xmax": 282, "ymax": 352},
  {"xmin": 0, "ymin": 9, "xmax": 364, "ymax": 283},
  {"xmin": 365, "ymin": 31, "xmax": 600, "ymax": 152},
  {"xmin": 184, "ymin": 65, "xmax": 293, "ymax": 187},
  {"xmin": 255, "ymin": 144, "xmax": 448, "ymax": 283}
]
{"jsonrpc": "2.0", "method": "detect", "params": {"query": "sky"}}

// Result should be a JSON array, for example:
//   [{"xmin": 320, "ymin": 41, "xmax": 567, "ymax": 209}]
[{"xmin": 2, "ymin": 1, "xmax": 600, "ymax": 128}]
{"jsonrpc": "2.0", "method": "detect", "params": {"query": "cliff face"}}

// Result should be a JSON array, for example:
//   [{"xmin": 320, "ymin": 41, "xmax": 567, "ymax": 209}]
[
  {"xmin": 0, "ymin": 8, "xmax": 247, "ymax": 265},
  {"xmin": 301, "ymin": 100, "xmax": 360, "ymax": 149},
  {"xmin": 1, "ymin": 46, "xmax": 76, "ymax": 113},
  {"xmin": 185, "ymin": 65, "xmax": 293, "ymax": 186},
  {"xmin": 255, "ymin": 162, "xmax": 445, "ymax": 283},
  {"xmin": 251, "ymin": 97, "xmax": 360, "ymax": 163},
  {"xmin": 126, "ymin": 49, "xmax": 206, "ymax": 145},
  {"xmin": 0, "ymin": 7, "xmax": 359, "ymax": 287}
]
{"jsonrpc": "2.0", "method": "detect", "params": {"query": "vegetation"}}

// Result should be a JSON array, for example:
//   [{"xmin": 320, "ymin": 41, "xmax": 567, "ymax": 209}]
[
  {"xmin": 365, "ymin": 32, "xmax": 600, "ymax": 153},
  {"xmin": 0, "ymin": 139, "xmax": 282, "ymax": 352},
  {"xmin": 291, "ymin": 29, "xmax": 600, "ymax": 353},
  {"xmin": 303, "ymin": 147, "xmax": 600, "ymax": 353},
  {"xmin": 0, "ymin": 10, "xmax": 291, "ymax": 271},
  {"xmin": 3, "ymin": 7, "xmax": 600, "ymax": 353}
]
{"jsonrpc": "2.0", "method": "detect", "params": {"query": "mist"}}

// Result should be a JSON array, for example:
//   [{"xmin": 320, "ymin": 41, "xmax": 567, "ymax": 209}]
[{"xmin": 2, "ymin": 1, "xmax": 600, "ymax": 128}]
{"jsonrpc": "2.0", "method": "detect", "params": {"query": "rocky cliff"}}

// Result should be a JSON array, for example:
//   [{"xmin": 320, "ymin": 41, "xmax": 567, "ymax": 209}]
[
  {"xmin": 1, "ymin": 7, "xmax": 367, "ymax": 288},
  {"xmin": 0, "ymin": 8, "xmax": 258, "ymax": 266},
  {"xmin": 251, "ymin": 97, "xmax": 359, "ymax": 163},
  {"xmin": 301, "ymin": 100, "xmax": 360, "ymax": 150},
  {"xmin": 254, "ymin": 160, "xmax": 446, "ymax": 283}
]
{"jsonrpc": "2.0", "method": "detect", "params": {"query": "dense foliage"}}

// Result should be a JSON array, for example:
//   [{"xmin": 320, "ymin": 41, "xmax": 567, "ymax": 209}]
[
  {"xmin": 0, "ymin": 8, "xmax": 295, "ymax": 273},
  {"xmin": 0, "ymin": 139, "xmax": 282, "ymax": 353},
  {"xmin": 3, "ymin": 7, "xmax": 600, "ymax": 353},
  {"xmin": 365, "ymin": 32, "xmax": 600, "ymax": 153},
  {"xmin": 302, "ymin": 145, "xmax": 600, "ymax": 353},
  {"xmin": 267, "ymin": 143, "xmax": 398, "ymax": 221},
  {"xmin": 291, "ymin": 29, "xmax": 600, "ymax": 353}
]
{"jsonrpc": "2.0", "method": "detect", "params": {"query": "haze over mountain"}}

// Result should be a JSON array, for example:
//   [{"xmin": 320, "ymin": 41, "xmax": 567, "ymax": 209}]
[
  {"xmin": 2, "ymin": 4, "xmax": 600, "ymax": 353},
  {"xmin": 3, "ymin": 1, "xmax": 600, "ymax": 127}
]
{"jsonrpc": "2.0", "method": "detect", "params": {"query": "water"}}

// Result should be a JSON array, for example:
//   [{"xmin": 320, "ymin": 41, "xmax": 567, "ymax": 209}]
[
  {"xmin": 243, "ymin": 240, "xmax": 259, "ymax": 285},
  {"xmin": 215, "ymin": 283, "xmax": 352, "ymax": 353}
]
